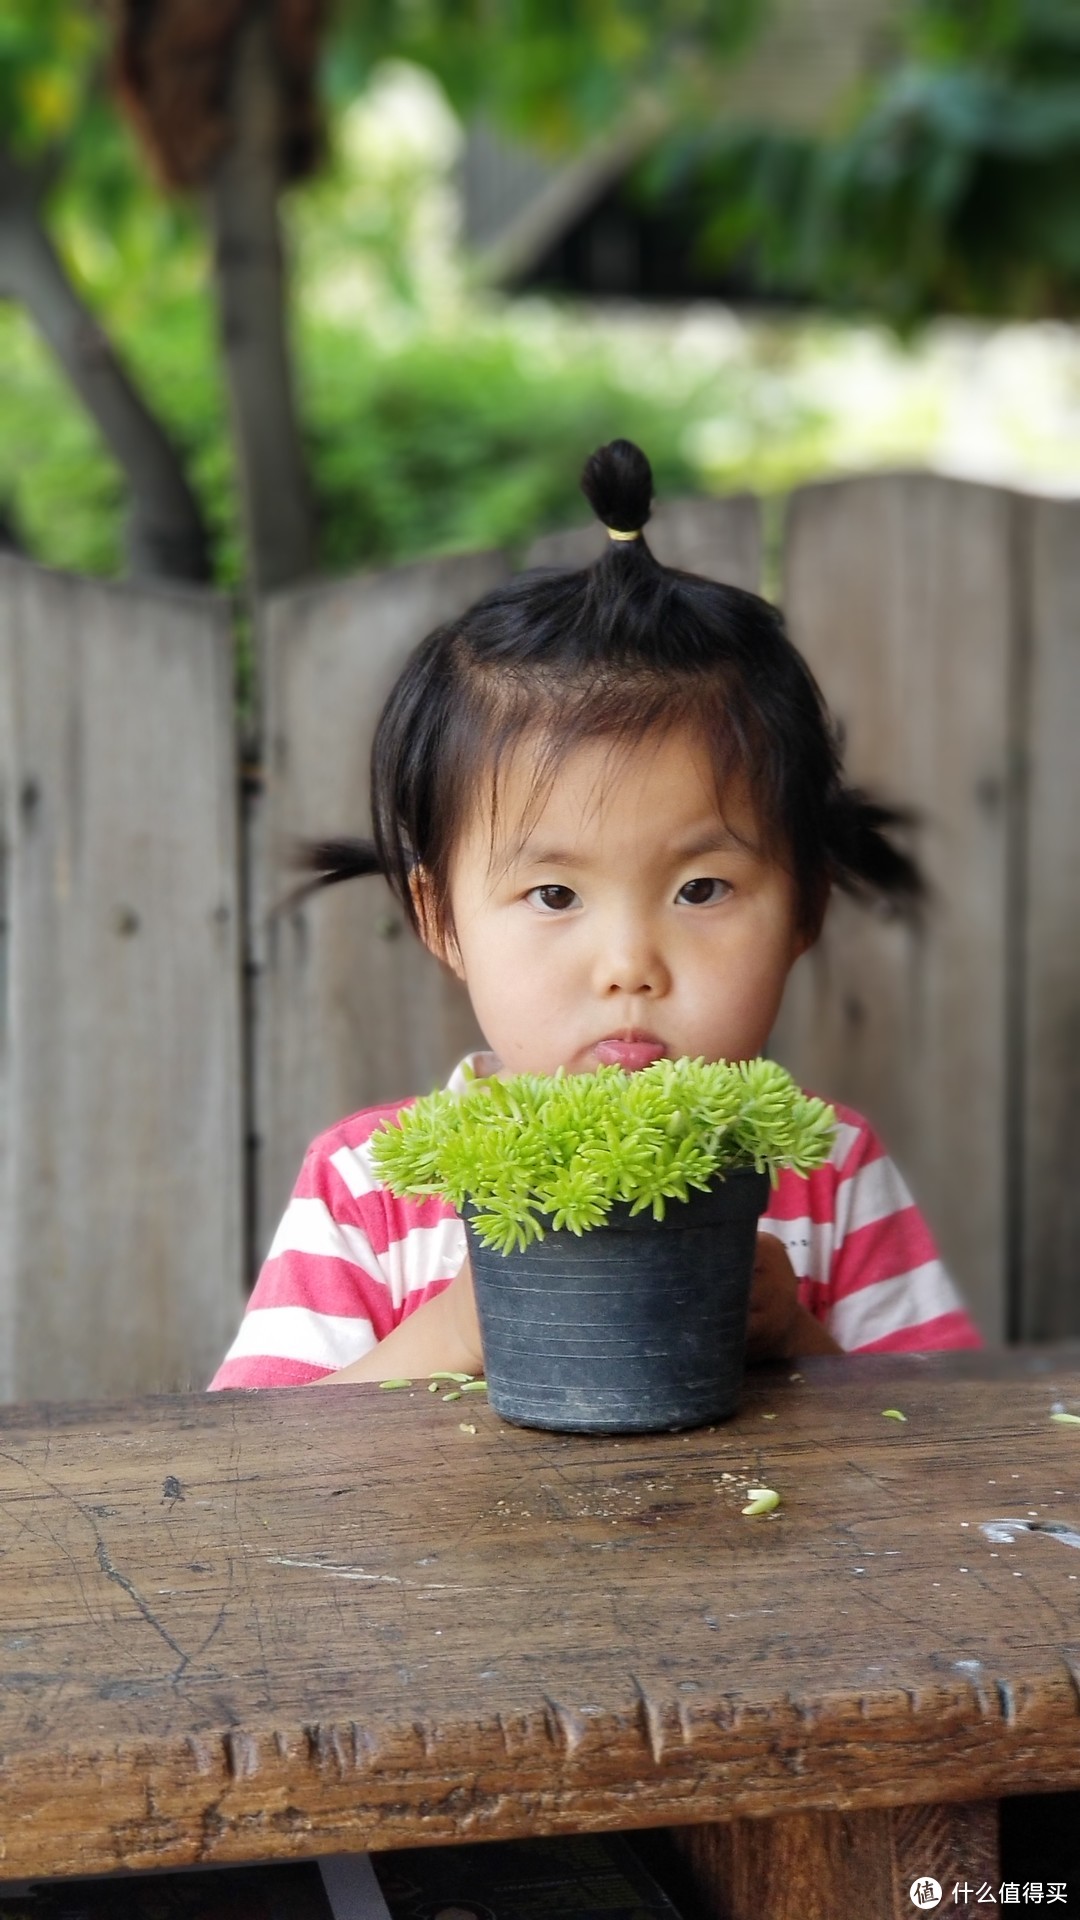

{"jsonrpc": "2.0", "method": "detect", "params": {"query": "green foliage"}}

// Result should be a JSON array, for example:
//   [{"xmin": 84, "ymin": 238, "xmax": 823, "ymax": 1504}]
[
  {"xmin": 327, "ymin": 0, "xmax": 764, "ymax": 150},
  {"xmin": 0, "ymin": 0, "xmax": 152, "ymax": 236},
  {"xmin": 6, "ymin": 289, "xmax": 820, "ymax": 584},
  {"xmin": 0, "ymin": 1, "xmax": 780, "ymax": 593},
  {"xmin": 0, "ymin": 0, "xmax": 228, "ymax": 574},
  {"xmin": 20, "ymin": 0, "xmax": 1075, "ymax": 594},
  {"xmin": 372, "ymin": 1056, "xmax": 836, "ymax": 1254},
  {"xmin": 0, "ymin": 0, "xmax": 100, "ymax": 164},
  {"xmin": 0, "ymin": 314, "xmax": 121, "ymax": 574},
  {"xmin": 8, "ymin": 26, "xmax": 775, "ymax": 582},
  {"xmin": 655, "ymin": 0, "xmax": 1080, "ymax": 324},
  {"xmin": 303, "ymin": 319, "xmax": 712, "ymax": 574},
  {"xmin": 0, "ymin": 272, "xmax": 234, "ymax": 581}
]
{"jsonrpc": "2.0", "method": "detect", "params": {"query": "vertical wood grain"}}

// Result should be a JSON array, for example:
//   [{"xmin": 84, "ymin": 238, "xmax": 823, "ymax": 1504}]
[
  {"xmin": 1020, "ymin": 497, "xmax": 1080, "ymax": 1338},
  {"xmin": 671, "ymin": 1800, "xmax": 998, "ymax": 1920},
  {"xmin": 253, "ymin": 551, "xmax": 505, "ymax": 1263},
  {"xmin": 0, "ymin": 557, "xmax": 244, "ymax": 1398},
  {"xmin": 770, "ymin": 475, "xmax": 1016, "ymax": 1340},
  {"xmin": 527, "ymin": 492, "xmax": 762, "ymax": 588},
  {"xmin": 0, "ymin": 595, "xmax": 14, "ymax": 1401}
]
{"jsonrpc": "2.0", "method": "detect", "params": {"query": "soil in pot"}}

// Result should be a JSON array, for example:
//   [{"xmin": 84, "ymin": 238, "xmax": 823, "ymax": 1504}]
[{"xmin": 465, "ymin": 1166, "xmax": 770, "ymax": 1433}]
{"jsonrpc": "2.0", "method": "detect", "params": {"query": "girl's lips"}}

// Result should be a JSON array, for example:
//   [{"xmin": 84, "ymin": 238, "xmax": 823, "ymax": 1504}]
[{"xmin": 593, "ymin": 1036, "xmax": 668, "ymax": 1071}]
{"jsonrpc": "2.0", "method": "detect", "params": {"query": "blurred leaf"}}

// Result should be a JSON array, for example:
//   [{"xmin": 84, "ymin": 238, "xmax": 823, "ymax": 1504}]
[
  {"xmin": 660, "ymin": 0, "xmax": 1080, "ymax": 324},
  {"xmin": 328, "ymin": 0, "xmax": 764, "ymax": 150},
  {"xmin": 0, "ymin": 0, "xmax": 102, "ymax": 162}
]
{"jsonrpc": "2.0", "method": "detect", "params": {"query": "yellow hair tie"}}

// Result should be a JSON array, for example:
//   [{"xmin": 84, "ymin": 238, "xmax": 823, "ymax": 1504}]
[{"xmin": 607, "ymin": 526, "xmax": 641, "ymax": 542}]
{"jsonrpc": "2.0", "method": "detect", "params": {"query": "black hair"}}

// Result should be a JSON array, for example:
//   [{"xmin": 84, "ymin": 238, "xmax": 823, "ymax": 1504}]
[{"xmin": 297, "ymin": 438, "xmax": 922, "ymax": 948}]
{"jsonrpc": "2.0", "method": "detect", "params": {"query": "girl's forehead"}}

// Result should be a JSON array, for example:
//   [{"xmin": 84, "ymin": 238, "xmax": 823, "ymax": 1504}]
[{"xmin": 474, "ymin": 725, "xmax": 762, "ymax": 854}]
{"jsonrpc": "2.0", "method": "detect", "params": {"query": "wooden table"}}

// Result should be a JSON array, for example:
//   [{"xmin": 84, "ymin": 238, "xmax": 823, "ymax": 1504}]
[{"xmin": 2, "ymin": 1348, "xmax": 1080, "ymax": 1916}]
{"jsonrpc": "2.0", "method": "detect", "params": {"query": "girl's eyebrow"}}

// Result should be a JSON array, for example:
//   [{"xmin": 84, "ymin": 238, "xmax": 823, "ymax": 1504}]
[{"xmin": 506, "ymin": 825, "xmax": 754, "ymax": 869}]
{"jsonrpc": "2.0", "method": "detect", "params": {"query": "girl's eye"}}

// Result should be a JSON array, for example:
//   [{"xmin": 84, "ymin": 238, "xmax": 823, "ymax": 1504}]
[
  {"xmin": 677, "ymin": 877, "xmax": 731, "ymax": 906},
  {"xmin": 528, "ymin": 884, "xmax": 579, "ymax": 913}
]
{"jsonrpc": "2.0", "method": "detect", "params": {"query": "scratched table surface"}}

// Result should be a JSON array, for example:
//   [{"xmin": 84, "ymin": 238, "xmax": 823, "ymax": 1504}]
[{"xmin": 1, "ymin": 1347, "xmax": 1079, "ymax": 1882}]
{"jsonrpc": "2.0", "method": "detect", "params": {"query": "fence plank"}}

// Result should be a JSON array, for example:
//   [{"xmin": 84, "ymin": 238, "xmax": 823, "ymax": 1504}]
[
  {"xmin": 0, "ymin": 558, "xmax": 243, "ymax": 1398},
  {"xmin": 0, "ymin": 602, "xmax": 14, "ymax": 1400},
  {"xmin": 254, "ymin": 551, "xmax": 506, "ymax": 1263},
  {"xmin": 527, "ymin": 491, "xmax": 762, "ymax": 587},
  {"xmin": 770, "ymin": 475, "xmax": 1016, "ymax": 1340},
  {"xmin": 1021, "ymin": 498, "xmax": 1080, "ymax": 1338}
]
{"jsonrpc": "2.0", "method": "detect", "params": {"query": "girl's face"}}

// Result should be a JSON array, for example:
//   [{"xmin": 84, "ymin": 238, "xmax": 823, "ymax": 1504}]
[{"xmin": 426, "ymin": 724, "xmax": 810, "ymax": 1078}]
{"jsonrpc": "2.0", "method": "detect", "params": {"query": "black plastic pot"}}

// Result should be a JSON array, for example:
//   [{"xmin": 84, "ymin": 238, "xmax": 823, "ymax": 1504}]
[{"xmin": 464, "ymin": 1167, "xmax": 770, "ymax": 1434}]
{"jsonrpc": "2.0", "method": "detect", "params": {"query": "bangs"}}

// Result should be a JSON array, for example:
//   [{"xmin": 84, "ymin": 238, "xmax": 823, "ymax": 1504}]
[{"xmin": 478, "ymin": 671, "xmax": 773, "ymax": 880}]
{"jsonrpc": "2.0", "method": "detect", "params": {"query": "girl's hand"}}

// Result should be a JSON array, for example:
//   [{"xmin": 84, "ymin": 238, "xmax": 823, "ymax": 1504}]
[
  {"xmin": 435, "ymin": 1249, "xmax": 485, "ymax": 1377},
  {"xmin": 311, "ymin": 1250, "xmax": 484, "ymax": 1385},
  {"xmin": 745, "ymin": 1233, "xmax": 842, "ymax": 1361}
]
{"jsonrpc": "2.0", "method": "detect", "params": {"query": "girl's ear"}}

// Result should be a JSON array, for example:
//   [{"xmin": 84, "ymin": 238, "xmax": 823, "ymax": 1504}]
[{"xmin": 408, "ymin": 867, "xmax": 465, "ymax": 980}]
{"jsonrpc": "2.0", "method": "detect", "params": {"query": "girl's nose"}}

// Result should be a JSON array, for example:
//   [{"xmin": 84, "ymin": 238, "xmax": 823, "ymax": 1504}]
[{"xmin": 592, "ymin": 918, "xmax": 671, "ymax": 998}]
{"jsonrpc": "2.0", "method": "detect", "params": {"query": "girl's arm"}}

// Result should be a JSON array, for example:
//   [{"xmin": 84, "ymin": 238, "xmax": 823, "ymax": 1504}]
[
  {"xmin": 318, "ymin": 1235, "xmax": 837, "ymax": 1384},
  {"xmin": 209, "ymin": 1118, "xmax": 478, "ymax": 1390},
  {"xmin": 310, "ymin": 1254, "xmax": 484, "ymax": 1385},
  {"xmin": 746, "ymin": 1234, "xmax": 842, "ymax": 1361}
]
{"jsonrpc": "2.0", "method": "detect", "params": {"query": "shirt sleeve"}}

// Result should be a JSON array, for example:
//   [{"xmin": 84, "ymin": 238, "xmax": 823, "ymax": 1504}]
[
  {"xmin": 207, "ymin": 1135, "xmax": 397, "ymax": 1389},
  {"xmin": 208, "ymin": 1103, "xmax": 466, "ymax": 1390},
  {"xmin": 819, "ymin": 1115, "xmax": 984, "ymax": 1354}
]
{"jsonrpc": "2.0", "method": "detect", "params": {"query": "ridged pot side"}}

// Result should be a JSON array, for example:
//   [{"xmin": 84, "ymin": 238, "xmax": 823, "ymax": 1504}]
[{"xmin": 464, "ymin": 1167, "xmax": 770, "ymax": 1434}]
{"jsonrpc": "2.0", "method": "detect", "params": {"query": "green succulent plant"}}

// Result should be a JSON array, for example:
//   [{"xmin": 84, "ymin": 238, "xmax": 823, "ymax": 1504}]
[{"xmin": 372, "ymin": 1056, "xmax": 836, "ymax": 1254}]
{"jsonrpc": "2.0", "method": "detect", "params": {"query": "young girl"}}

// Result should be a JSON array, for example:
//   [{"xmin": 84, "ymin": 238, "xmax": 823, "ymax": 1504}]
[{"xmin": 210, "ymin": 439, "xmax": 982, "ymax": 1391}]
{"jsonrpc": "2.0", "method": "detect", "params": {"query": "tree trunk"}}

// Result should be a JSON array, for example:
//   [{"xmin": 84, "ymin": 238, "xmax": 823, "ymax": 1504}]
[
  {"xmin": 0, "ymin": 148, "xmax": 211, "ymax": 585},
  {"xmin": 206, "ymin": 5, "xmax": 316, "ymax": 596}
]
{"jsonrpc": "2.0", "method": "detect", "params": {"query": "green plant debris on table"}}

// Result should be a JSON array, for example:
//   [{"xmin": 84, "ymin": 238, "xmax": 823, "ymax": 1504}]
[
  {"xmin": 373, "ymin": 1056, "xmax": 836, "ymax": 1254},
  {"xmin": 742, "ymin": 1487, "xmax": 781, "ymax": 1515}
]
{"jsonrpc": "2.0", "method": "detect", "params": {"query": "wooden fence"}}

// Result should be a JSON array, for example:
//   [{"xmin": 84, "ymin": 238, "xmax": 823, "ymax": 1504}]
[
  {"xmin": 0, "ymin": 560, "xmax": 244, "ymax": 1398},
  {"xmin": 0, "ymin": 472, "xmax": 1077, "ymax": 1399}
]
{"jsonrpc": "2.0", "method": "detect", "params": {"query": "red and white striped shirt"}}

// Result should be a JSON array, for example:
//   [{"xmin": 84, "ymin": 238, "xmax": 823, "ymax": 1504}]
[{"xmin": 209, "ymin": 1052, "xmax": 982, "ymax": 1389}]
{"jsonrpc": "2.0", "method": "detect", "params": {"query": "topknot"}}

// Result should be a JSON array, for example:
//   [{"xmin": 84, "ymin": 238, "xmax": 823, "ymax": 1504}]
[{"xmin": 580, "ymin": 439, "xmax": 654, "ymax": 536}]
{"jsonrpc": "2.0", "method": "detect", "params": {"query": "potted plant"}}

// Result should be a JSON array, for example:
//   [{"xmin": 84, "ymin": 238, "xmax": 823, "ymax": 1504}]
[{"xmin": 373, "ymin": 1057, "xmax": 835, "ymax": 1434}]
